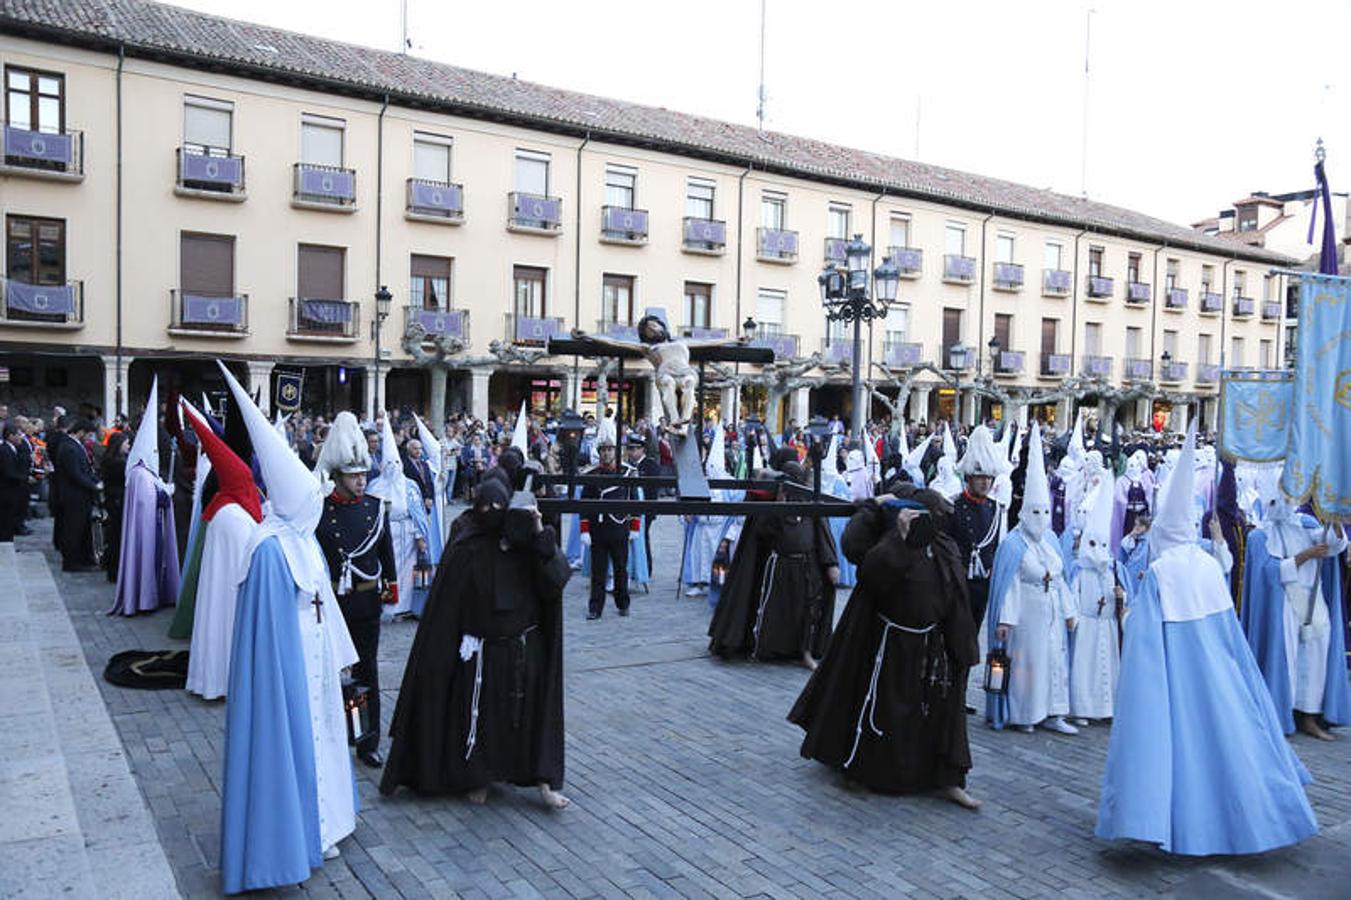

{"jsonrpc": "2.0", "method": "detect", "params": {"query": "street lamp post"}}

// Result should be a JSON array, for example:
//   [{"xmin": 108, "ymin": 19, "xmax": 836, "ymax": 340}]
[
  {"xmin": 948, "ymin": 342, "xmax": 970, "ymax": 428},
  {"xmin": 736, "ymin": 316, "xmax": 757, "ymax": 424},
  {"xmin": 819, "ymin": 235, "xmax": 900, "ymax": 445},
  {"xmin": 373, "ymin": 285, "xmax": 392, "ymax": 413}
]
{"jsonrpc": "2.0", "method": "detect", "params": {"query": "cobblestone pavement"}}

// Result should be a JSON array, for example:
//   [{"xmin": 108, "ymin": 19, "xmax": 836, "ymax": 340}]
[{"xmin": 15, "ymin": 511, "xmax": 1351, "ymax": 899}]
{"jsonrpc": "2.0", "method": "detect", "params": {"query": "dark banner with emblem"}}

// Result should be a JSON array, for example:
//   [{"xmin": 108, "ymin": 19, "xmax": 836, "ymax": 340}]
[{"xmin": 275, "ymin": 370, "xmax": 304, "ymax": 413}]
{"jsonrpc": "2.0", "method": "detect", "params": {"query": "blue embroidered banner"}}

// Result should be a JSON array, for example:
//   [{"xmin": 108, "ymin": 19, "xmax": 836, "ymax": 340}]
[
  {"xmin": 275, "ymin": 371, "xmax": 303, "ymax": 413},
  {"xmin": 1219, "ymin": 370, "xmax": 1293, "ymax": 463},
  {"xmin": 1281, "ymin": 273, "xmax": 1351, "ymax": 520}
]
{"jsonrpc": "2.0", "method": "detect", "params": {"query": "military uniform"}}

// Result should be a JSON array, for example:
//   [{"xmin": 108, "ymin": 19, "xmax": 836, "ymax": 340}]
[
  {"xmin": 580, "ymin": 461, "xmax": 639, "ymax": 617},
  {"xmin": 317, "ymin": 491, "xmax": 397, "ymax": 759},
  {"xmin": 947, "ymin": 492, "xmax": 999, "ymax": 626}
]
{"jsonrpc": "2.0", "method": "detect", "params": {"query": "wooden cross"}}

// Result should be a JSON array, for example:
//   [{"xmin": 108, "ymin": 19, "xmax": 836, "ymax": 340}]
[
  {"xmin": 311, "ymin": 592, "xmax": 323, "ymax": 624},
  {"xmin": 1042, "ymin": 571, "xmax": 1053, "ymax": 593}
]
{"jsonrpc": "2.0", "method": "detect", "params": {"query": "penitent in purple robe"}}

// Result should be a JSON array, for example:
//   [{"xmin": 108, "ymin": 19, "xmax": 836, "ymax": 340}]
[{"xmin": 108, "ymin": 463, "xmax": 181, "ymax": 615}]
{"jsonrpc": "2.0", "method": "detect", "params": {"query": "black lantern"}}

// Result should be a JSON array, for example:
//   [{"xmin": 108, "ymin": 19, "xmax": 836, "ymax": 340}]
[
  {"xmin": 984, "ymin": 646, "xmax": 1011, "ymax": 695},
  {"xmin": 557, "ymin": 408, "xmax": 586, "ymax": 477},
  {"xmin": 742, "ymin": 316, "xmax": 758, "ymax": 339},
  {"xmin": 375, "ymin": 284, "xmax": 393, "ymax": 321}
]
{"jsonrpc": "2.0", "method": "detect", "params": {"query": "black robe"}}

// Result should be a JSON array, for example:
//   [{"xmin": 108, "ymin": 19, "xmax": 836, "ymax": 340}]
[
  {"xmin": 708, "ymin": 513, "xmax": 837, "ymax": 661},
  {"xmin": 54, "ymin": 435, "xmax": 97, "ymax": 567},
  {"xmin": 789, "ymin": 526, "xmax": 979, "ymax": 794},
  {"xmin": 380, "ymin": 518, "xmax": 571, "ymax": 796},
  {"xmin": 99, "ymin": 454, "xmax": 126, "ymax": 581}
]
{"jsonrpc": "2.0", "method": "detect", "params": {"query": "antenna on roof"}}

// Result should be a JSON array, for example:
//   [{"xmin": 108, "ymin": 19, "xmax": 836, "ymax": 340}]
[
  {"xmin": 400, "ymin": 0, "xmax": 411, "ymax": 54},
  {"xmin": 756, "ymin": 0, "xmax": 768, "ymax": 132},
  {"xmin": 1080, "ymin": 7, "xmax": 1094, "ymax": 198}
]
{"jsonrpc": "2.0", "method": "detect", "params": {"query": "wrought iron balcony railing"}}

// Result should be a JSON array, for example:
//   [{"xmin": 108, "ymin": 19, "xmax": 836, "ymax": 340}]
[
  {"xmin": 508, "ymin": 192, "xmax": 563, "ymax": 232},
  {"xmin": 177, "ymin": 147, "xmax": 245, "ymax": 196},
  {"xmin": 507, "ymin": 313, "xmax": 564, "ymax": 345},
  {"xmin": 992, "ymin": 262, "xmax": 1024, "ymax": 291},
  {"xmin": 0, "ymin": 278, "xmax": 84, "ymax": 327},
  {"xmin": 288, "ymin": 297, "xmax": 359, "ymax": 340},
  {"xmin": 404, "ymin": 305, "xmax": 468, "ymax": 341},
  {"xmin": 601, "ymin": 206, "xmax": 649, "ymax": 243},
  {"xmin": 169, "ymin": 289, "xmax": 248, "ymax": 335},
  {"xmin": 1042, "ymin": 269, "xmax": 1072, "ymax": 296},
  {"xmin": 292, "ymin": 162, "xmax": 356, "ymax": 207},
  {"xmin": 2, "ymin": 125, "xmax": 83, "ymax": 178},
  {"xmin": 406, "ymin": 178, "xmax": 464, "ymax": 222},
  {"xmin": 757, "ymin": 227, "xmax": 799, "ymax": 262},
  {"xmin": 943, "ymin": 255, "xmax": 977, "ymax": 284},
  {"xmin": 683, "ymin": 217, "xmax": 726, "ymax": 253}
]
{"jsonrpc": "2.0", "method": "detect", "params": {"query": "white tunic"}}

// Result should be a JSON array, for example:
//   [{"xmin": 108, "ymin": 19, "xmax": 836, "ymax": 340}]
[
  {"xmin": 1267, "ymin": 519, "xmax": 1348, "ymax": 713},
  {"xmin": 999, "ymin": 538, "xmax": 1075, "ymax": 726},
  {"xmin": 1068, "ymin": 564, "xmax": 1119, "ymax": 720},
  {"xmin": 185, "ymin": 504, "xmax": 257, "ymax": 700},
  {"xmin": 386, "ymin": 514, "xmax": 419, "ymax": 618},
  {"xmin": 296, "ymin": 578, "xmax": 360, "ymax": 852}
]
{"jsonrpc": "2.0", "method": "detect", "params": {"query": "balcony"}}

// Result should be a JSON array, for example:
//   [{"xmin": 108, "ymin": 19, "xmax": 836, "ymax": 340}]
[
  {"xmin": 994, "ymin": 350, "xmax": 1025, "ymax": 375},
  {"xmin": 175, "ymin": 147, "xmax": 245, "ymax": 200},
  {"xmin": 1123, "ymin": 358, "xmax": 1153, "ymax": 381},
  {"xmin": 943, "ymin": 344, "xmax": 973, "ymax": 371},
  {"xmin": 508, "ymin": 192, "xmax": 563, "ymax": 234},
  {"xmin": 404, "ymin": 306, "xmax": 468, "ymax": 342},
  {"xmin": 1126, "ymin": 282, "xmax": 1152, "ymax": 305},
  {"xmin": 888, "ymin": 246, "xmax": 923, "ymax": 278},
  {"xmin": 287, "ymin": 298, "xmax": 359, "ymax": 342},
  {"xmin": 1262, "ymin": 301, "xmax": 1282, "ymax": 320},
  {"xmin": 1196, "ymin": 363, "xmax": 1219, "ymax": 384},
  {"xmin": 1040, "ymin": 353, "xmax": 1071, "ymax": 377},
  {"xmin": 405, "ymin": 178, "xmax": 464, "ymax": 224},
  {"xmin": 757, "ymin": 228, "xmax": 799, "ymax": 263},
  {"xmin": 1200, "ymin": 291, "xmax": 1223, "ymax": 314},
  {"xmin": 825, "ymin": 238, "xmax": 849, "ymax": 265},
  {"xmin": 168, "ymin": 290, "xmax": 247, "ymax": 337},
  {"xmin": 992, "ymin": 262, "xmax": 1024, "ymax": 291},
  {"xmin": 292, "ymin": 162, "xmax": 356, "ymax": 210},
  {"xmin": 751, "ymin": 326, "xmax": 799, "ymax": 358},
  {"xmin": 943, "ymin": 255, "xmax": 977, "ymax": 284},
  {"xmin": 885, "ymin": 341, "xmax": 923, "ymax": 368},
  {"xmin": 1160, "ymin": 361, "xmax": 1187, "ymax": 383},
  {"xmin": 680, "ymin": 326, "xmax": 728, "ymax": 340},
  {"xmin": 1, "ymin": 125, "xmax": 83, "ymax": 180},
  {"xmin": 597, "ymin": 319, "xmax": 639, "ymax": 341},
  {"xmin": 1042, "ymin": 269, "xmax": 1072, "ymax": 297},
  {"xmin": 1086, "ymin": 275, "xmax": 1114, "ymax": 299},
  {"xmin": 600, "ymin": 206, "xmax": 649, "ymax": 245},
  {"xmin": 0, "ymin": 278, "xmax": 83, "ymax": 328},
  {"xmin": 683, "ymin": 217, "xmax": 726, "ymax": 254},
  {"xmin": 1165, "ymin": 288, "xmax": 1188, "ymax": 310},
  {"xmin": 1232, "ymin": 296, "xmax": 1255, "ymax": 317},
  {"xmin": 1081, "ymin": 354, "xmax": 1113, "ymax": 378},
  {"xmin": 507, "ymin": 313, "xmax": 564, "ymax": 346},
  {"xmin": 820, "ymin": 338, "xmax": 854, "ymax": 365}
]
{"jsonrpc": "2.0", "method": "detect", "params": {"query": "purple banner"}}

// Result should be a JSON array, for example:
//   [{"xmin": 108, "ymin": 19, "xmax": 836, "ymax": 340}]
[
  {"xmin": 1084, "ymin": 356, "xmax": 1112, "ymax": 377},
  {"xmin": 1044, "ymin": 270, "xmax": 1071, "ymax": 292},
  {"xmin": 1127, "ymin": 282, "xmax": 1151, "ymax": 302},
  {"xmin": 1125, "ymin": 359, "xmax": 1153, "ymax": 379},
  {"xmin": 1044, "ymin": 353, "xmax": 1071, "ymax": 375},
  {"xmin": 182, "ymin": 293, "xmax": 243, "ymax": 326},
  {"xmin": 684, "ymin": 218, "xmax": 726, "ymax": 246},
  {"xmin": 181, "ymin": 151, "xmax": 242, "ymax": 187},
  {"xmin": 1162, "ymin": 362, "xmax": 1187, "ymax": 381},
  {"xmin": 514, "ymin": 316, "xmax": 563, "ymax": 342},
  {"xmin": 300, "ymin": 299, "xmax": 352, "ymax": 324},
  {"xmin": 760, "ymin": 229, "xmax": 798, "ymax": 256},
  {"xmin": 1088, "ymin": 276, "xmax": 1113, "ymax": 297},
  {"xmin": 297, "ymin": 165, "xmax": 355, "ymax": 200},
  {"xmin": 998, "ymin": 350, "xmax": 1025, "ymax": 372},
  {"xmin": 1197, "ymin": 364, "xmax": 1219, "ymax": 383},
  {"xmin": 892, "ymin": 248, "xmax": 922, "ymax": 273},
  {"xmin": 993, "ymin": 263, "xmax": 1024, "ymax": 286},
  {"xmin": 601, "ymin": 321, "xmax": 639, "ymax": 341},
  {"xmin": 1201, "ymin": 292, "xmax": 1223, "ymax": 312},
  {"xmin": 602, "ymin": 206, "xmax": 648, "ymax": 236},
  {"xmin": 682, "ymin": 326, "xmax": 728, "ymax": 340},
  {"xmin": 824, "ymin": 238, "xmax": 849, "ymax": 261},
  {"xmin": 1166, "ymin": 288, "xmax": 1188, "ymax": 308},
  {"xmin": 4, "ymin": 126, "xmax": 73, "ymax": 164},
  {"xmin": 1262, "ymin": 301, "xmax": 1282, "ymax": 319},
  {"xmin": 944, "ymin": 255, "xmax": 975, "ymax": 280},
  {"xmin": 513, "ymin": 194, "xmax": 562, "ymax": 226},
  {"xmin": 1234, "ymin": 297, "xmax": 1255, "ymax": 316},
  {"xmin": 886, "ymin": 342, "xmax": 922, "ymax": 366},
  {"xmin": 753, "ymin": 334, "xmax": 798, "ymax": 358},
  {"xmin": 823, "ymin": 342, "xmax": 853, "ymax": 363},
  {"xmin": 410, "ymin": 180, "xmax": 462, "ymax": 214},
  {"xmin": 415, "ymin": 309, "xmax": 466, "ymax": 337},
  {"xmin": 5, "ymin": 280, "xmax": 75, "ymax": 315}
]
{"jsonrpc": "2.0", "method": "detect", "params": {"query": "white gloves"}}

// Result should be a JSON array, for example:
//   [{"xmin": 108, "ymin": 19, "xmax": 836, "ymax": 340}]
[
  {"xmin": 580, "ymin": 532, "xmax": 592, "ymax": 547},
  {"xmin": 459, "ymin": 635, "xmax": 483, "ymax": 661}
]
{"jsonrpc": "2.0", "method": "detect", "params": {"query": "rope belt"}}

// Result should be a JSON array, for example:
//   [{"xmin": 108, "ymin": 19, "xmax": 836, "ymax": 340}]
[
  {"xmin": 752, "ymin": 552, "xmax": 781, "ymax": 656},
  {"xmin": 462, "ymin": 624, "xmax": 539, "ymax": 759},
  {"xmin": 844, "ymin": 615, "xmax": 950, "ymax": 769}
]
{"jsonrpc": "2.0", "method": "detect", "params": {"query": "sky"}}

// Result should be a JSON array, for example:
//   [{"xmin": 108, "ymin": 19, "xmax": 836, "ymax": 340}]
[{"xmin": 168, "ymin": 0, "xmax": 1350, "ymax": 228}]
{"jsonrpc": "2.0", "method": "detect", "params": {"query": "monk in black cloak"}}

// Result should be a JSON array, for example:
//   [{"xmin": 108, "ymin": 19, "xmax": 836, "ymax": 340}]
[
  {"xmin": 708, "ymin": 465, "xmax": 838, "ymax": 669},
  {"xmin": 788, "ymin": 486, "xmax": 982, "ymax": 809},
  {"xmin": 379, "ymin": 478, "xmax": 573, "ymax": 809}
]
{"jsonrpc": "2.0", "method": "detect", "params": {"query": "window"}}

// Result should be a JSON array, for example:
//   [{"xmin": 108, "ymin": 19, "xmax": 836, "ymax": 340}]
[
  {"xmin": 413, "ymin": 133, "xmax": 452, "ymax": 183},
  {"xmin": 300, "ymin": 114, "xmax": 344, "ymax": 167},
  {"xmin": 605, "ymin": 165, "xmax": 636, "ymax": 209},
  {"xmin": 884, "ymin": 306, "xmax": 909, "ymax": 344},
  {"xmin": 994, "ymin": 313, "xmax": 1012, "ymax": 350},
  {"xmin": 945, "ymin": 224, "xmax": 966, "ymax": 257},
  {"xmin": 297, "ymin": 244, "xmax": 344, "ymax": 299},
  {"xmin": 1040, "ymin": 318, "xmax": 1058, "ymax": 355},
  {"xmin": 942, "ymin": 307, "xmax": 962, "ymax": 349},
  {"xmin": 1201, "ymin": 264, "xmax": 1214, "ymax": 292},
  {"xmin": 827, "ymin": 205, "xmax": 852, "ymax": 240},
  {"xmin": 1163, "ymin": 329, "xmax": 1178, "ymax": 357},
  {"xmin": 889, "ymin": 216, "xmax": 911, "ymax": 249},
  {"xmin": 1231, "ymin": 336, "xmax": 1245, "ymax": 368},
  {"xmin": 1088, "ymin": 246, "xmax": 1104, "ymax": 277},
  {"xmin": 1044, "ymin": 242, "xmax": 1063, "ymax": 271},
  {"xmin": 1260, "ymin": 339, "xmax": 1273, "ymax": 369},
  {"xmin": 180, "ymin": 232, "xmax": 234, "ymax": 296},
  {"xmin": 761, "ymin": 193, "xmax": 786, "ymax": 230},
  {"xmin": 1166, "ymin": 258, "xmax": 1179, "ymax": 290},
  {"xmin": 514, "ymin": 151, "xmax": 550, "ymax": 195},
  {"xmin": 1233, "ymin": 270, "xmax": 1247, "ymax": 299},
  {"xmin": 410, "ymin": 255, "xmax": 452, "ymax": 310},
  {"xmin": 1127, "ymin": 252, "xmax": 1141, "ymax": 283},
  {"xmin": 1198, "ymin": 333, "xmax": 1213, "ymax": 364},
  {"xmin": 601, "ymin": 274, "xmax": 635, "ymax": 325},
  {"xmin": 5, "ymin": 215, "xmax": 65, "ymax": 284},
  {"xmin": 827, "ymin": 317, "xmax": 848, "ymax": 343},
  {"xmin": 755, "ymin": 288, "xmax": 786, "ymax": 329},
  {"xmin": 513, "ymin": 265, "xmax": 547, "ymax": 317},
  {"xmin": 1125, "ymin": 326, "xmax": 1142, "ymax": 359},
  {"xmin": 995, "ymin": 234, "xmax": 1015, "ymax": 264},
  {"xmin": 5, "ymin": 66, "xmax": 63, "ymax": 133},
  {"xmin": 1237, "ymin": 206, "xmax": 1258, "ymax": 232},
  {"xmin": 183, "ymin": 96, "xmax": 232, "ymax": 154},
  {"xmin": 684, "ymin": 281, "xmax": 713, "ymax": 329},
  {"xmin": 686, "ymin": 178, "xmax": 715, "ymax": 219},
  {"xmin": 1084, "ymin": 322, "xmax": 1102, "ymax": 355},
  {"xmin": 1262, "ymin": 274, "xmax": 1274, "ymax": 301}
]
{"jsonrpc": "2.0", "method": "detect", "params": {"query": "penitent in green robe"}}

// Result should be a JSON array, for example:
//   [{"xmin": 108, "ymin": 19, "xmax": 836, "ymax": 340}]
[{"xmin": 167, "ymin": 520, "xmax": 207, "ymax": 640}]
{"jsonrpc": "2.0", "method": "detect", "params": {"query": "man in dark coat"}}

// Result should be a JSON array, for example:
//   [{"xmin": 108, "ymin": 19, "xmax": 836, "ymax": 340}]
[
  {"xmin": 708, "ymin": 466, "xmax": 839, "ymax": 668},
  {"xmin": 579, "ymin": 438, "xmax": 639, "ymax": 620},
  {"xmin": 0, "ymin": 424, "xmax": 27, "ymax": 541},
  {"xmin": 626, "ymin": 433, "xmax": 660, "ymax": 564},
  {"xmin": 54, "ymin": 418, "xmax": 100, "ymax": 571},
  {"xmin": 790, "ymin": 486, "xmax": 981, "ymax": 809},
  {"xmin": 380, "ymin": 478, "xmax": 572, "ymax": 808}
]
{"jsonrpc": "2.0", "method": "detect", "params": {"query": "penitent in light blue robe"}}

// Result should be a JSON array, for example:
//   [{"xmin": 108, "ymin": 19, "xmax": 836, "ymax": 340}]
[{"xmin": 1096, "ymin": 546, "xmax": 1317, "ymax": 856}]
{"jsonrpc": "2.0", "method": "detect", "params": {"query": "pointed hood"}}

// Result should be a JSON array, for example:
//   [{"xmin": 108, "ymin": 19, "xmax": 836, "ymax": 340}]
[
  {"xmin": 126, "ymin": 375, "xmax": 160, "ymax": 475},
  {"xmin": 957, "ymin": 424, "xmax": 1000, "ymax": 478},
  {"xmin": 826, "ymin": 433, "xmax": 843, "ymax": 477},
  {"xmin": 942, "ymin": 421, "xmax": 958, "ymax": 462},
  {"xmin": 1068, "ymin": 412, "xmax": 1086, "ymax": 464},
  {"xmin": 1152, "ymin": 420, "xmax": 1200, "ymax": 555},
  {"xmin": 906, "ymin": 433, "xmax": 933, "ymax": 470},
  {"xmin": 223, "ymin": 384, "xmax": 254, "ymax": 468},
  {"xmin": 705, "ymin": 423, "xmax": 727, "ymax": 478},
  {"xmin": 181, "ymin": 399, "xmax": 261, "ymax": 523},
  {"xmin": 273, "ymin": 410, "xmax": 289, "ymax": 444},
  {"xmin": 1019, "ymin": 421, "xmax": 1051, "ymax": 541},
  {"xmin": 511, "ymin": 400, "xmax": 529, "ymax": 451},
  {"xmin": 896, "ymin": 423, "xmax": 910, "ymax": 459},
  {"xmin": 368, "ymin": 412, "xmax": 408, "ymax": 518},
  {"xmin": 1078, "ymin": 477, "xmax": 1115, "ymax": 570},
  {"xmin": 413, "ymin": 413, "xmax": 442, "ymax": 476}
]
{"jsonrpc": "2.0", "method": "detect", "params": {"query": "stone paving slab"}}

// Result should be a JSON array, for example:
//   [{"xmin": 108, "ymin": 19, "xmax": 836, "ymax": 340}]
[{"xmin": 11, "ymin": 514, "xmax": 1351, "ymax": 898}]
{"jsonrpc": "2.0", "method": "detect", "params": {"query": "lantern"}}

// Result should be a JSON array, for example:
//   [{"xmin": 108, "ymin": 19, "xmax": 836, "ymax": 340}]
[
  {"xmin": 342, "ymin": 676, "xmax": 374, "ymax": 747},
  {"xmin": 984, "ymin": 646, "xmax": 1010, "ymax": 695}
]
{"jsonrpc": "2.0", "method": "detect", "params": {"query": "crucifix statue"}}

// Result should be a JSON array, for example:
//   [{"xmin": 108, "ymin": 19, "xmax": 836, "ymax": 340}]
[{"xmin": 572, "ymin": 315, "xmax": 747, "ymax": 434}]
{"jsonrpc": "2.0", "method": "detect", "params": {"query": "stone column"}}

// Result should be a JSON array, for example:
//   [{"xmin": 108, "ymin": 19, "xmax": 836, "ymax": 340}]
[
  {"xmin": 719, "ymin": 386, "xmax": 737, "ymax": 424},
  {"xmin": 245, "ymin": 361, "xmax": 275, "ymax": 415},
  {"xmin": 790, "ymin": 386, "xmax": 810, "ymax": 427},
  {"xmin": 911, "ymin": 386, "xmax": 931, "ymax": 423},
  {"xmin": 1170, "ymin": 402, "xmax": 1189, "ymax": 433},
  {"xmin": 1016, "ymin": 403, "xmax": 1030, "ymax": 428},
  {"xmin": 99, "ymin": 355, "xmax": 125, "ymax": 422},
  {"xmin": 469, "ymin": 368, "xmax": 492, "ymax": 422},
  {"xmin": 1056, "ymin": 396, "xmax": 1074, "ymax": 428},
  {"xmin": 363, "ymin": 368, "xmax": 377, "ymax": 422},
  {"xmin": 963, "ymin": 390, "xmax": 979, "ymax": 427},
  {"xmin": 1135, "ymin": 398, "xmax": 1152, "ymax": 429},
  {"xmin": 645, "ymin": 376, "xmax": 661, "ymax": 422},
  {"xmin": 556, "ymin": 370, "xmax": 574, "ymax": 415}
]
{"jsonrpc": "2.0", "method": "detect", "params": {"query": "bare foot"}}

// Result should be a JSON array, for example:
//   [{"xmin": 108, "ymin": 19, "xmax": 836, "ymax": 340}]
[
  {"xmin": 466, "ymin": 786, "xmax": 489, "ymax": 805},
  {"xmin": 801, "ymin": 652, "xmax": 819, "ymax": 672},
  {"xmin": 937, "ymin": 786, "xmax": 982, "ymax": 810},
  {"xmin": 538, "ymin": 783, "xmax": 571, "ymax": 809},
  {"xmin": 1298, "ymin": 714, "xmax": 1336, "ymax": 742}
]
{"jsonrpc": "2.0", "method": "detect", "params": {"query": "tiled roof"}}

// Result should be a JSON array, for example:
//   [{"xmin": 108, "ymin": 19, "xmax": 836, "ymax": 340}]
[{"xmin": 1, "ymin": 0, "xmax": 1293, "ymax": 265}]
